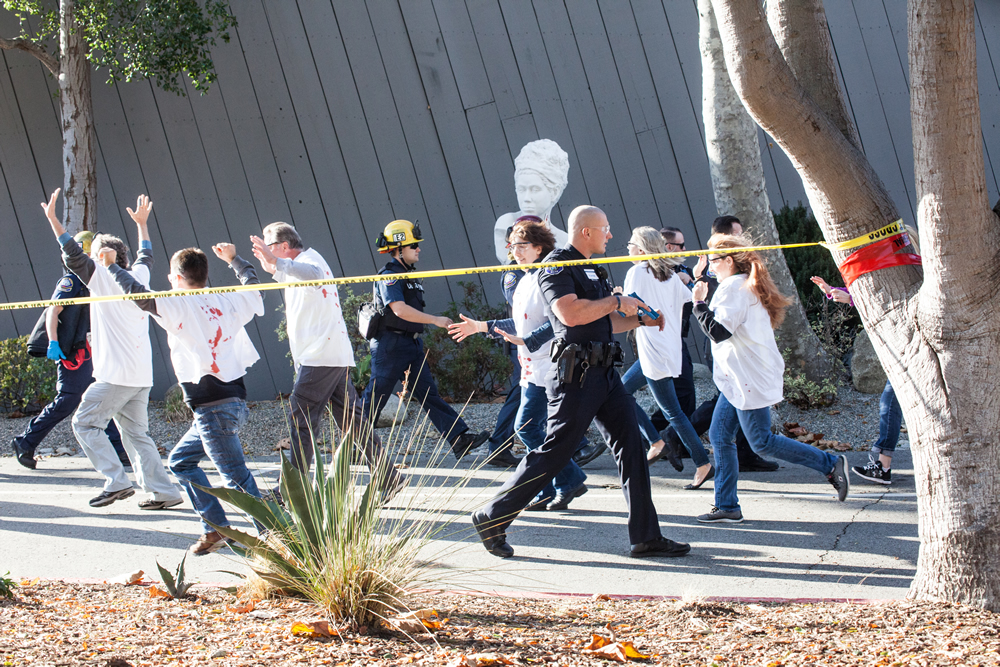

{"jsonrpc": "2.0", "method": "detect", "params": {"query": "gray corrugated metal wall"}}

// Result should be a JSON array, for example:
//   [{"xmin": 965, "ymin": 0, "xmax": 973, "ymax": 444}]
[{"xmin": 1, "ymin": 0, "xmax": 998, "ymax": 399}]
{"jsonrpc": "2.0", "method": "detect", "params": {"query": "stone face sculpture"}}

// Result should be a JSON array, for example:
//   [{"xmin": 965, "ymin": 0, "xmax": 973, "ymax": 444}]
[{"xmin": 493, "ymin": 139, "xmax": 570, "ymax": 264}]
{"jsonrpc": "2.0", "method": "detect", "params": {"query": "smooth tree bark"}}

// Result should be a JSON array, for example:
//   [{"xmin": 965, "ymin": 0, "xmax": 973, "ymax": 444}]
[
  {"xmin": 710, "ymin": 0, "xmax": 1000, "ymax": 609},
  {"xmin": 698, "ymin": 0, "xmax": 831, "ymax": 382}
]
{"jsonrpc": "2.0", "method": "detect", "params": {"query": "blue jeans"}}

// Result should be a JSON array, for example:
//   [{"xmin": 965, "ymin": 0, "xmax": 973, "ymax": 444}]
[
  {"xmin": 621, "ymin": 361, "xmax": 662, "ymax": 445},
  {"xmin": 363, "ymin": 331, "xmax": 469, "ymax": 447},
  {"xmin": 645, "ymin": 375, "xmax": 710, "ymax": 467},
  {"xmin": 516, "ymin": 382, "xmax": 586, "ymax": 496},
  {"xmin": 711, "ymin": 392, "xmax": 837, "ymax": 512},
  {"xmin": 168, "ymin": 399, "xmax": 261, "ymax": 534},
  {"xmin": 872, "ymin": 380, "xmax": 902, "ymax": 458}
]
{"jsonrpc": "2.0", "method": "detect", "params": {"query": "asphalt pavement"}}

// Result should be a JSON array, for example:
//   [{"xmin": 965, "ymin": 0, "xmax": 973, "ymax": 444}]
[{"xmin": 0, "ymin": 447, "xmax": 917, "ymax": 600}]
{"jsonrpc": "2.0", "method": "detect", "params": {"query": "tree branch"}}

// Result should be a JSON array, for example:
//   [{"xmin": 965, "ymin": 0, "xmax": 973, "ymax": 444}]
[{"xmin": 0, "ymin": 36, "xmax": 59, "ymax": 76}]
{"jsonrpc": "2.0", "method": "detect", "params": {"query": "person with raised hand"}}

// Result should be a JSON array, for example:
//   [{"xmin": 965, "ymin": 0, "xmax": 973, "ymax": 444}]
[{"xmin": 43, "ymin": 189, "xmax": 181, "ymax": 511}]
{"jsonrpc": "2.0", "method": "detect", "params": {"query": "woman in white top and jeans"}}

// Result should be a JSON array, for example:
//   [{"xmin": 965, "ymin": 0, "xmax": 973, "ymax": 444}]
[
  {"xmin": 623, "ymin": 227, "xmax": 714, "ymax": 489},
  {"xmin": 692, "ymin": 234, "xmax": 850, "ymax": 523}
]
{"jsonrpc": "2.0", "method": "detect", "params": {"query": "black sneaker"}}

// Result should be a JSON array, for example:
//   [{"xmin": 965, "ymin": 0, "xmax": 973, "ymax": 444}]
[
  {"xmin": 89, "ymin": 487, "xmax": 136, "ymax": 507},
  {"xmin": 630, "ymin": 536, "xmax": 691, "ymax": 558},
  {"xmin": 827, "ymin": 454, "xmax": 850, "ymax": 501},
  {"xmin": 452, "ymin": 431, "xmax": 490, "ymax": 461},
  {"xmin": 12, "ymin": 438, "xmax": 36, "ymax": 470},
  {"xmin": 852, "ymin": 456, "xmax": 892, "ymax": 485}
]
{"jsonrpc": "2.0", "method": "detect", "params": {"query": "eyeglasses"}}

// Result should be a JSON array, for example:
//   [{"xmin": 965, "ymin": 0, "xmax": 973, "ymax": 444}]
[
  {"xmin": 626, "ymin": 242, "xmax": 641, "ymax": 250},
  {"xmin": 586, "ymin": 225, "xmax": 611, "ymax": 234},
  {"xmin": 266, "ymin": 241, "xmax": 281, "ymax": 248},
  {"xmin": 406, "ymin": 243, "xmax": 420, "ymax": 250},
  {"xmin": 507, "ymin": 241, "xmax": 532, "ymax": 250},
  {"xmin": 707, "ymin": 256, "xmax": 726, "ymax": 264},
  {"xmin": 668, "ymin": 242, "xmax": 686, "ymax": 250}
]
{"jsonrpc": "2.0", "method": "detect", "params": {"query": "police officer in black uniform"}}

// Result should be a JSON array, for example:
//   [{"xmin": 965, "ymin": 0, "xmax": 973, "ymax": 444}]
[
  {"xmin": 12, "ymin": 232, "xmax": 128, "ymax": 470},
  {"xmin": 472, "ymin": 205, "xmax": 692, "ymax": 559},
  {"xmin": 361, "ymin": 219, "xmax": 489, "ymax": 460}
]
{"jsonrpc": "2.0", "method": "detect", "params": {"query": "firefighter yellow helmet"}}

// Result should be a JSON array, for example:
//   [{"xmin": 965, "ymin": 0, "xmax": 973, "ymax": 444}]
[
  {"xmin": 74, "ymin": 231, "xmax": 95, "ymax": 254},
  {"xmin": 375, "ymin": 219, "xmax": 423, "ymax": 254}
]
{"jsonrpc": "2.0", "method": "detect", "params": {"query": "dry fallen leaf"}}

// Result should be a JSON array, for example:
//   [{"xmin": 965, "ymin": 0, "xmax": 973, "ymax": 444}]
[
  {"xmin": 110, "ymin": 570, "xmax": 145, "ymax": 585},
  {"xmin": 592, "ymin": 593, "xmax": 611, "ymax": 601},
  {"xmin": 446, "ymin": 653, "xmax": 515, "ymax": 667},
  {"xmin": 582, "ymin": 640, "xmax": 649, "ymax": 662},
  {"xmin": 290, "ymin": 620, "xmax": 339, "ymax": 638},
  {"xmin": 273, "ymin": 437, "xmax": 292, "ymax": 452},
  {"xmin": 387, "ymin": 608, "xmax": 445, "ymax": 634},
  {"xmin": 226, "ymin": 600, "xmax": 256, "ymax": 614},
  {"xmin": 148, "ymin": 585, "xmax": 172, "ymax": 599}
]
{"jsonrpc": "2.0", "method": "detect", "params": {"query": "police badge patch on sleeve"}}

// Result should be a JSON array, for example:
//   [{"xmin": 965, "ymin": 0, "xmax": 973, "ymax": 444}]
[
  {"xmin": 57, "ymin": 277, "xmax": 75, "ymax": 293},
  {"xmin": 502, "ymin": 272, "xmax": 517, "ymax": 291},
  {"xmin": 544, "ymin": 266, "xmax": 563, "ymax": 275},
  {"xmin": 383, "ymin": 279, "xmax": 397, "ymax": 286}
]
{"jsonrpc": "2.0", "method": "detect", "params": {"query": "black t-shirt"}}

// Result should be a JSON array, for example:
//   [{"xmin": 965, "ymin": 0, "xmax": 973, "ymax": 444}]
[
  {"xmin": 537, "ymin": 245, "xmax": 614, "ymax": 345},
  {"xmin": 181, "ymin": 375, "xmax": 247, "ymax": 409}
]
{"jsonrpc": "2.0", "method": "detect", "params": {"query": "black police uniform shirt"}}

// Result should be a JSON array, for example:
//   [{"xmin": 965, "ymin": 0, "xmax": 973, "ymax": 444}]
[
  {"xmin": 52, "ymin": 272, "xmax": 91, "ymax": 359},
  {"xmin": 537, "ymin": 245, "xmax": 615, "ymax": 345},
  {"xmin": 375, "ymin": 257, "xmax": 426, "ymax": 334}
]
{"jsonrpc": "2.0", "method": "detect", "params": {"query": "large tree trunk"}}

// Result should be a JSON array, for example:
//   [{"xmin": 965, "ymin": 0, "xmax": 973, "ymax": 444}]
[
  {"xmin": 906, "ymin": 0, "xmax": 1000, "ymax": 608},
  {"xmin": 698, "ymin": 0, "xmax": 831, "ymax": 382},
  {"xmin": 59, "ymin": 0, "xmax": 96, "ymax": 234},
  {"xmin": 710, "ymin": 0, "xmax": 1000, "ymax": 610}
]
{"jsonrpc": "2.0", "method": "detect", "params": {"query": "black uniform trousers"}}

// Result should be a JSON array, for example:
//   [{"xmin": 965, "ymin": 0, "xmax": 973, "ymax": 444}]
[{"xmin": 482, "ymin": 365, "xmax": 661, "ymax": 546}]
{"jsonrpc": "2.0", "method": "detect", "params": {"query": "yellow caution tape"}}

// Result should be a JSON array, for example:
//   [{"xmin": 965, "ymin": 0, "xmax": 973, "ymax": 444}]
[
  {"xmin": 0, "ymin": 241, "xmax": 825, "ymax": 313},
  {"xmin": 820, "ymin": 219, "xmax": 905, "ymax": 251}
]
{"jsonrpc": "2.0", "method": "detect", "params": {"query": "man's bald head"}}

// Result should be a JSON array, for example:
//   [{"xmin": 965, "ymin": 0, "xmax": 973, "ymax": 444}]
[{"xmin": 567, "ymin": 205, "xmax": 606, "ymax": 236}]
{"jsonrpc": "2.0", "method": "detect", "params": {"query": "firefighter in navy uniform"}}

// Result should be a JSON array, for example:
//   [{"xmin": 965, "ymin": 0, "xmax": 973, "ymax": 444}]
[
  {"xmin": 11, "ymin": 231, "xmax": 129, "ymax": 470},
  {"xmin": 472, "ymin": 206, "xmax": 692, "ymax": 559},
  {"xmin": 361, "ymin": 220, "xmax": 489, "ymax": 460}
]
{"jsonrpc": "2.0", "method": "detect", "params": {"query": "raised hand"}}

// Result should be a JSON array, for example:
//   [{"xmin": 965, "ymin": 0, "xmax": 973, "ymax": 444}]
[
  {"xmin": 126, "ymin": 195, "xmax": 153, "ymax": 227},
  {"xmin": 250, "ymin": 235, "xmax": 277, "ymax": 274},
  {"xmin": 40, "ymin": 188, "xmax": 66, "ymax": 237},
  {"xmin": 810, "ymin": 275, "xmax": 832, "ymax": 295},
  {"xmin": 212, "ymin": 243, "xmax": 237, "ymax": 264},
  {"xmin": 97, "ymin": 246, "xmax": 117, "ymax": 268}
]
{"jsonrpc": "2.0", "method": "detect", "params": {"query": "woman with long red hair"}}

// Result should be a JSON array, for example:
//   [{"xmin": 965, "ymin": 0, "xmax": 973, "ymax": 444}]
[{"xmin": 691, "ymin": 234, "xmax": 851, "ymax": 523}]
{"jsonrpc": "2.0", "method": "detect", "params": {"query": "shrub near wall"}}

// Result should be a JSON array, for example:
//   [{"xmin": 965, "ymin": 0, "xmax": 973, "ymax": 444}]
[
  {"xmin": 0, "ymin": 336, "xmax": 56, "ymax": 416},
  {"xmin": 423, "ymin": 281, "xmax": 512, "ymax": 403}
]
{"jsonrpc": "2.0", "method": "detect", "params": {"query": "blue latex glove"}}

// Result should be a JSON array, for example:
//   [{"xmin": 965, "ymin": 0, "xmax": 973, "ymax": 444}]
[{"xmin": 47, "ymin": 340, "xmax": 66, "ymax": 361}]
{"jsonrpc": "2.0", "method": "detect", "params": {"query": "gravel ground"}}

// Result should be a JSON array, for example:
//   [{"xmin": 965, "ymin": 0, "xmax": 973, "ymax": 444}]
[{"xmin": 1, "ymin": 363, "xmax": 893, "ymax": 464}]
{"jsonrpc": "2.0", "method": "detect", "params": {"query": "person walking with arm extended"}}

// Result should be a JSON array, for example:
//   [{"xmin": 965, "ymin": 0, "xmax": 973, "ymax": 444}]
[{"xmin": 471, "ymin": 206, "xmax": 691, "ymax": 559}]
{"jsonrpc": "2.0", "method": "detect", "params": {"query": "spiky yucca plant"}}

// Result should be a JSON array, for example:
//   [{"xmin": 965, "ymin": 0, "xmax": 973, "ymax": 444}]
[{"xmin": 201, "ymin": 404, "xmax": 489, "ymax": 629}]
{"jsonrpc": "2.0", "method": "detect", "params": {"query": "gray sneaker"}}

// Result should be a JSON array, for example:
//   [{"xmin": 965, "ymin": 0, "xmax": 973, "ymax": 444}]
[
  {"xmin": 697, "ymin": 506, "xmax": 744, "ymax": 523},
  {"xmin": 827, "ymin": 454, "xmax": 850, "ymax": 501}
]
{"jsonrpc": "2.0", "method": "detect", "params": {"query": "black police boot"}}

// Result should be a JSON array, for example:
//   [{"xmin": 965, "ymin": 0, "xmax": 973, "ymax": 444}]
[
  {"xmin": 572, "ymin": 442, "xmax": 604, "ymax": 467},
  {"xmin": 452, "ymin": 431, "xmax": 490, "ymax": 461},
  {"xmin": 12, "ymin": 437, "xmax": 36, "ymax": 470},
  {"xmin": 472, "ymin": 510, "xmax": 514, "ymax": 558},
  {"xmin": 484, "ymin": 447, "xmax": 521, "ymax": 468}
]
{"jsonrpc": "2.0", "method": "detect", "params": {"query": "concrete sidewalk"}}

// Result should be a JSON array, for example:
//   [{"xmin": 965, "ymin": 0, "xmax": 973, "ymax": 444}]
[{"xmin": 0, "ymin": 449, "xmax": 917, "ymax": 599}]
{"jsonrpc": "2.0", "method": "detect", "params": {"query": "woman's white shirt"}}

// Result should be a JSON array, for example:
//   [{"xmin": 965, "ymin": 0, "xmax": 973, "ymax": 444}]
[
  {"xmin": 623, "ymin": 262, "xmax": 690, "ymax": 380},
  {"xmin": 709, "ymin": 274, "xmax": 785, "ymax": 410},
  {"xmin": 510, "ymin": 270, "xmax": 555, "ymax": 388}
]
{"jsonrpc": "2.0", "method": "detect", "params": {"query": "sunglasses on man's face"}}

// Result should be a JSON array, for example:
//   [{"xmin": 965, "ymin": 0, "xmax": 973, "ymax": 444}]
[{"xmin": 406, "ymin": 243, "xmax": 420, "ymax": 250}]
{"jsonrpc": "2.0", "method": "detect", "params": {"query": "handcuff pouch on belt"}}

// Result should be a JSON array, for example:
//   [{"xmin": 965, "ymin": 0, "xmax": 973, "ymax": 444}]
[{"xmin": 551, "ymin": 339, "xmax": 624, "ymax": 386}]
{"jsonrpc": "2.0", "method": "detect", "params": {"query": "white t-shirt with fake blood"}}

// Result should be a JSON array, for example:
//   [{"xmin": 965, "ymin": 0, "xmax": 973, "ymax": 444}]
[
  {"xmin": 87, "ymin": 261, "xmax": 153, "ymax": 387},
  {"xmin": 709, "ymin": 274, "xmax": 785, "ymax": 411},
  {"xmin": 152, "ymin": 291, "xmax": 264, "ymax": 384},
  {"xmin": 273, "ymin": 248, "xmax": 354, "ymax": 369},
  {"xmin": 511, "ymin": 270, "xmax": 554, "ymax": 388}
]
